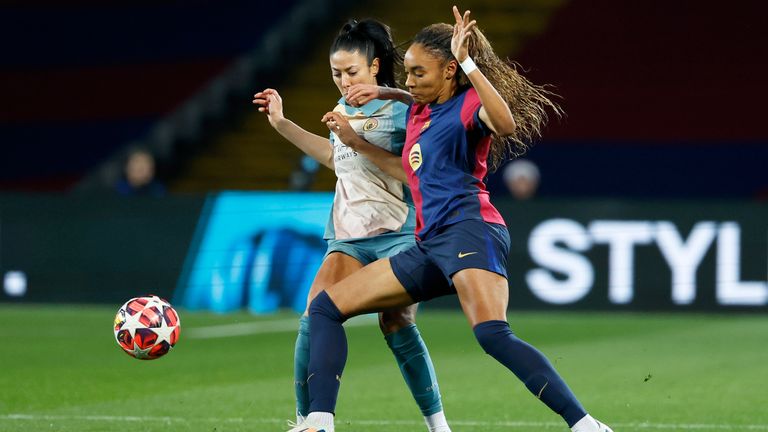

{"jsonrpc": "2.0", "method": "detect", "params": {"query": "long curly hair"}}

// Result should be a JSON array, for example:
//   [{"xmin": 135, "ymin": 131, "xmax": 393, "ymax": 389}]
[{"xmin": 413, "ymin": 23, "xmax": 562, "ymax": 170}]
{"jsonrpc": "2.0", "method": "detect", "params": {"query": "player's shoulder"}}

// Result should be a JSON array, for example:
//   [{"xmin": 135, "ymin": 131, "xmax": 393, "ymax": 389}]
[
  {"xmin": 359, "ymin": 99, "xmax": 409, "ymax": 130},
  {"xmin": 391, "ymin": 99, "xmax": 410, "ymax": 111},
  {"xmin": 454, "ymin": 86, "xmax": 483, "ymax": 128},
  {"xmin": 433, "ymin": 87, "xmax": 479, "ymax": 120},
  {"xmin": 458, "ymin": 86, "xmax": 480, "ymax": 107},
  {"xmin": 338, "ymin": 98, "xmax": 405, "ymax": 120},
  {"xmin": 390, "ymin": 100, "xmax": 409, "ymax": 123},
  {"xmin": 373, "ymin": 99, "xmax": 409, "ymax": 118}
]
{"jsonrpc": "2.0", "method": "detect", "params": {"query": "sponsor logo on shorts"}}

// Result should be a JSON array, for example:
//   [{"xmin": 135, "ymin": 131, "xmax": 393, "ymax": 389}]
[{"xmin": 458, "ymin": 251, "xmax": 478, "ymax": 258}]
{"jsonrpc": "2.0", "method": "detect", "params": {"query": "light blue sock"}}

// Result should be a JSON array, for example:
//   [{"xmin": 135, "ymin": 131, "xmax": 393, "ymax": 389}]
[
  {"xmin": 385, "ymin": 324, "xmax": 443, "ymax": 416},
  {"xmin": 294, "ymin": 316, "xmax": 310, "ymax": 417}
]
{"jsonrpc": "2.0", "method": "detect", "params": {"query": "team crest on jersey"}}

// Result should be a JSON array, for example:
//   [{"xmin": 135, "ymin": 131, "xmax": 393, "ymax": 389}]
[
  {"xmin": 363, "ymin": 118, "xmax": 379, "ymax": 131},
  {"xmin": 409, "ymin": 144, "xmax": 422, "ymax": 171},
  {"xmin": 420, "ymin": 120, "xmax": 431, "ymax": 131}
]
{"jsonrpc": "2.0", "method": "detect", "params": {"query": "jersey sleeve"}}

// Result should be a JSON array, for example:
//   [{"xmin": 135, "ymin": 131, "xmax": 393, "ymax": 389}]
[{"xmin": 460, "ymin": 87, "xmax": 492, "ymax": 137}]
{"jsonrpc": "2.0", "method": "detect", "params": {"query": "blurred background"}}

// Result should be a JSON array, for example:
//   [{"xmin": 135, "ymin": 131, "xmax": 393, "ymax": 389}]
[{"xmin": 1, "ymin": 0, "xmax": 766, "ymax": 312}]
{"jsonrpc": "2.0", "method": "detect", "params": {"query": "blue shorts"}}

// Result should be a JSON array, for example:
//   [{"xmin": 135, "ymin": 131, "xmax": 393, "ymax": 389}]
[
  {"xmin": 389, "ymin": 220, "xmax": 510, "ymax": 302},
  {"xmin": 325, "ymin": 232, "xmax": 415, "ymax": 266}
]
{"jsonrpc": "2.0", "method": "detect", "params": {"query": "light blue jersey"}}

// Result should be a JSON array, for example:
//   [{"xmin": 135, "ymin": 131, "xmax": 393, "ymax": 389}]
[{"xmin": 324, "ymin": 97, "xmax": 416, "ymax": 242}]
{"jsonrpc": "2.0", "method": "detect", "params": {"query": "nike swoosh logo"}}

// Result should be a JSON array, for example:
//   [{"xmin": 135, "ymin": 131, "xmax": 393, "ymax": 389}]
[{"xmin": 458, "ymin": 252, "xmax": 478, "ymax": 258}]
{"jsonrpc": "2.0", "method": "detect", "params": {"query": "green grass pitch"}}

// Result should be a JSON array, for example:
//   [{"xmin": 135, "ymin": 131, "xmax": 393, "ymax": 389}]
[{"xmin": 0, "ymin": 304, "xmax": 766, "ymax": 431}]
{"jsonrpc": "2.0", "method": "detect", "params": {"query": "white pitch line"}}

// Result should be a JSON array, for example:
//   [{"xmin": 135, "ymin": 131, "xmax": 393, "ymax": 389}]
[
  {"xmin": 185, "ymin": 314, "xmax": 378, "ymax": 339},
  {"xmin": 2, "ymin": 414, "xmax": 768, "ymax": 430}
]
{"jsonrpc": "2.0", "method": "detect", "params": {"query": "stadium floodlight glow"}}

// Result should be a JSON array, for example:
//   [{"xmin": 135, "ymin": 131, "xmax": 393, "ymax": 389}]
[{"xmin": 3, "ymin": 271, "xmax": 27, "ymax": 297}]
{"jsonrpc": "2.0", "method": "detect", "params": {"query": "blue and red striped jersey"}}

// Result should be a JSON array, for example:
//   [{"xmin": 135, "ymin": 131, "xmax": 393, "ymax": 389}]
[{"xmin": 403, "ymin": 86, "xmax": 506, "ymax": 240}]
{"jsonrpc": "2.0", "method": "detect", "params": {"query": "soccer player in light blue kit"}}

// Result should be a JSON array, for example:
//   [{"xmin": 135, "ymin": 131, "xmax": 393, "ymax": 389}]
[
  {"xmin": 253, "ymin": 19, "xmax": 452, "ymax": 432},
  {"xmin": 289, "ymin": 7, "xmax": 614, "ymax": 432}
]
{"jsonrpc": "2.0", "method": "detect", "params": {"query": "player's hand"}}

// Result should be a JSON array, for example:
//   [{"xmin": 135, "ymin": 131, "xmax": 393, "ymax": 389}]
[
  {"xmin": 451, "ymin": 5, "xmax": 476, "ymax": 62},
  {"xmin": 346, "ymin": 84, "xmax": 380, "ymax": 107},
  {"xmin": 253, "ymin": 88, "xmax": 285, "ymax": 128},
  {"xmin": 321, "ymin": 112, "xmax": 359, "ymax": 148}
]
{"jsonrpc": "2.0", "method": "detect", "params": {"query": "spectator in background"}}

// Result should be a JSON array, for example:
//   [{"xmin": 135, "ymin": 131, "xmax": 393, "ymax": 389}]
[
  {"xmin": 503, "ymin": 158, "xmax": 540, "ymax": 200},
  {"xmin": 115, "ymin": 148, "xmax": 165, "ymax": 197}
]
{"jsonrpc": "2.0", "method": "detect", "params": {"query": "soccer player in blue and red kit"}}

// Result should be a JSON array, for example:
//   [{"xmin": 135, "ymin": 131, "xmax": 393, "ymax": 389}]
[{"xmin": 288, "ymin": 6, "xmax": 614, "ymax": 432}]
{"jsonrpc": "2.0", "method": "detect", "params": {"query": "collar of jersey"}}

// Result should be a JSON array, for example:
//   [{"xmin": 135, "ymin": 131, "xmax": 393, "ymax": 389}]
[{"xmin": 338, "ymin": 96, "xmax": 387, "ymax": 117}]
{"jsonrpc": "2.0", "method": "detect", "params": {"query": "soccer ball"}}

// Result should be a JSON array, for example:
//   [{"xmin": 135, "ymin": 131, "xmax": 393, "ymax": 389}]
[{"xmin": 113, "ymin": 295, "xmax": 180, "ymax": 360}]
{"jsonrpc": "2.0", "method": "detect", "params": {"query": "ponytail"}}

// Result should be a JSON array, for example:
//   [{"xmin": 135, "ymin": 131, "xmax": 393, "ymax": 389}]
[{"xmin": 330, "ymin": 19, "xmax": 403, "ymax": 88}]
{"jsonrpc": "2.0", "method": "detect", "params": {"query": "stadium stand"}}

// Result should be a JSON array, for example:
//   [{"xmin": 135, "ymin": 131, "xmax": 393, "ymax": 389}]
[
  {"xmin": 0, "ymin": 0, "xmax": 299, "ymax": 191},
  {"xmin": 169, "ymin": 0, "xmax": 566, "ymax": 192},
  {"xmin": 488, "ymin": 0, "xmax": 768, "ymax": 199},
  {"xmin": 3, "ymin": 0, "xmax": 766, "ymax": 199}
]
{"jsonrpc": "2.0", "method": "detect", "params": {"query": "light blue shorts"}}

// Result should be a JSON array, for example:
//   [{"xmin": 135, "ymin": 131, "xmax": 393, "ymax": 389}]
[{"xmin": 325, "ymin": 232, "xmax": 415, "ymax": 266}]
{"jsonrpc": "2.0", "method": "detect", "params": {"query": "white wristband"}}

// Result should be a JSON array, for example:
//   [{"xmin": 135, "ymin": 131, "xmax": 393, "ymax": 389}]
[{"xmin": 459, "ymin": 56, "xmax": 478, "ymax": 75}]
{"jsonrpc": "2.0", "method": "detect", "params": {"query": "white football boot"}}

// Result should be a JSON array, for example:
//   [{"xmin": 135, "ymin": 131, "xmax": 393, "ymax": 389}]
[
  {"xmin": 571, "ymin": 415, "xmax": 614, "ymax": 432},
  {"xmin": 595, "ymin": 419, "xmax": 614, "ymax": 432},
  {"xmin": 285, "ymin": 419, "xmax": 333, "ymax": 432}
]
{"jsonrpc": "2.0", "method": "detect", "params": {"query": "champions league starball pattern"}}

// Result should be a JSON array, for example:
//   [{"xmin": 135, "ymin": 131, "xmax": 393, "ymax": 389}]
[{"xmin": 113, "ymin": 295, "xmax": 180, "ymax": 360}]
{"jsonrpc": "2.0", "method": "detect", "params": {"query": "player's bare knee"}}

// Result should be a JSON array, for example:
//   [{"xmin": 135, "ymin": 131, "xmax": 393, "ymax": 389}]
[
  {"xmin": 304, "ymin": 284, "xmax": 326, "ymax": 316},
  {"xmin": 378, "ymin": 305, "xmax": 417, "ymax": 335}
]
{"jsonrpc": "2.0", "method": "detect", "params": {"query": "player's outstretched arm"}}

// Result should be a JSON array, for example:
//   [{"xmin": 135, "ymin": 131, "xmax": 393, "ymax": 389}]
[
  {"xmin": 253, "ymin": 88, "xmax": 334, "ymax": 169},
  {"xmin": 451, "ymin": 6, "xmax": 516, "ymax": 136},
  {"xmin": 321, "ymin": 111, "xmax": 407, "ymax": 183},
  {"xmin": 346, "ymin": 84, "xmax": 414, "ymax": 107}
]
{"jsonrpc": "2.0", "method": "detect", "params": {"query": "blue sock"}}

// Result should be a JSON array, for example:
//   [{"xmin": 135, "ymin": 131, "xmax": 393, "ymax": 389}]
[
  {"xmin": 307, "ymin": 291, "xmax": 348, "ymax": 414},
  {"xmin": 385, "ymin": 324, "xmax": 443, "ymax": 416},
  {"xmin": 473, "ymin": 320, "xmax": 587, "ymax": 427},
  {"xmin": 293, "ymin": 316, "xmax": 310, "ymax": 417}
]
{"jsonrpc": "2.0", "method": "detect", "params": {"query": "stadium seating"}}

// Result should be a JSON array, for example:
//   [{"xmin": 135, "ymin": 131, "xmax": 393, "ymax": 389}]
[
  {"xmin": 0, "ymin": 0, "xmax": 296, "ymax": 191},
  {"xmin": 170, "ymin": 0, "xmax": 566, "ymax": 192},
  {"xmin": 491, "ymin": 0, "xmax": 768, "ymax": 198},
  {"xmin": 4, "ymin": 0, "xmax": 766, "ymax": 198}
]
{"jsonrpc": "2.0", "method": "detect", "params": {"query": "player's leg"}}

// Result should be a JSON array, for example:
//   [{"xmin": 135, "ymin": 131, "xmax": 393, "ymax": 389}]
[
  {"xmin": 452, "ymin": 268, "xmax": 612, "ymax": 432},
  {"xmin": 300, "ymin": 257, "xmax": 415, "ymax": 431},
  {"xmin": 380, "ymin": 305, "xmax": 450, "ymax": 432},
  {"xmin": 294, "ymin": 252, "xmax": 363, "ymax": 421}
]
